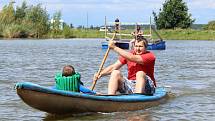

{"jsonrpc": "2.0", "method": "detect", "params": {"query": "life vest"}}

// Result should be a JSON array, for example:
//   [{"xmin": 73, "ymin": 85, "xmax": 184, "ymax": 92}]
[{"xmin": 55, "ymin": 72, "xmax": 81, "ymax": 92}]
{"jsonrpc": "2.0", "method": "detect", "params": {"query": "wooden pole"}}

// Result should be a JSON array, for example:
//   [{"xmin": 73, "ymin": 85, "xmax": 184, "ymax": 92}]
[
  {"xmin": 152, "ymin": 26, "xmax": 163, "ymax": 41},
  {"xmin": 150, "ymin": 16, "xmax": 152, "ymax": 38},
  {"xmin": 91, "ymin": 33, "xmax": 116, "ymax": 91},
  {"xmin": 105, "ymin": 16, "xmax": 107, "ymax": 38}
]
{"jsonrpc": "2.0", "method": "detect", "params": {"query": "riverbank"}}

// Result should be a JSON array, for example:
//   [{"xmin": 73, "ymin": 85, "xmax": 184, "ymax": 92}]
[
  {"xmin": 48, "ymin": 29, "xmax": 215, "ymax": 40},
  {"xmin": 1, "ymin": 29, "xmax": 215, "ymax": 40},
  {"xmin": 70, "ymin": 29, "xmax": 215, "ymax": 40},
  {"xmin": 157, "ymin": 29, "xmax": 215, "ymax": 40}
]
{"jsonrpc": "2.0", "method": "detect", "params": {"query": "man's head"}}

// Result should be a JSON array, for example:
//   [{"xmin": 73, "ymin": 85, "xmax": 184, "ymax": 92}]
[
  {"xmin": 62, "ymin": 65, "xmax": 75, "ymax": 77},
  {"xmin": 134, "ymin": 36, "xmax": 148, "ymax": 55},
  {"xmin": 115, "ymin": 18, "xmax": 119, "ymax": 22}
]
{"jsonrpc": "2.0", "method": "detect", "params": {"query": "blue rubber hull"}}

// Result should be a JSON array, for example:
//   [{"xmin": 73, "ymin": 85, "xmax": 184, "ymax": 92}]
[
  {"xmin": 147, "ymin": 41, "xmax": 166, "ymax": 50},
  {"xmin": 102, "ymin": 41, "xmax": 129, "ymax": 49},
  {"xmin": 16, "ymin": 82, "xmax": 167, "ymax": 114}
]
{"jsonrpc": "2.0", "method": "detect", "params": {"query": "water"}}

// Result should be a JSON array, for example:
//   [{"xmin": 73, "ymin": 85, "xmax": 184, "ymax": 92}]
[{"xmin": 0, "ymin": 39, "xmax": 215, "ymax": 121}]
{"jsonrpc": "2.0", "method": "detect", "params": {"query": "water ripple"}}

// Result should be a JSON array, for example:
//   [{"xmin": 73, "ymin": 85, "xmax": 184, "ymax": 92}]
[{"xmin": 1, "ymin": 39, "xmax": 215, "ymax": 120}]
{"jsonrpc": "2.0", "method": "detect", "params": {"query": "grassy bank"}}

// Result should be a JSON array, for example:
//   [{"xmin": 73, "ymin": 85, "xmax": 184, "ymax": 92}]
[
  {"xmin": 72, "ymin": 29, "xmax": 104, "ymax": 38},
  {"xmin": 78, "ymin": 29, "xmax": 215, "ymax": 40},
  {"xmin": 157, "ymin": 29, "xmax": 215, "ymax": 40},
  {"xmin": 1, "ymin": 29, "xmax": 215, "ymax": 40}
]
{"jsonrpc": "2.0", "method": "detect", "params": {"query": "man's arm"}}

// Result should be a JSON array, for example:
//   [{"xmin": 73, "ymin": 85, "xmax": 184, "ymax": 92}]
[{"xmin": 94, "ymin": 60, "xmax": 123, "ymax": 80}]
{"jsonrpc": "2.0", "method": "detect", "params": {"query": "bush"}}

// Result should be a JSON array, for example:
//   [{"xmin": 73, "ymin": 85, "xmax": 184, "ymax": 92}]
[
  {"xmin": 62, "ymin": 25, "xmax": 74, "ymax": 38},
  {"xmin": 2, "ymin": 24, "xmax": 28, "ymax": 38},
  {"xmin": 205, "ymin": 21, "xmax": 215, "ymax": 30}
]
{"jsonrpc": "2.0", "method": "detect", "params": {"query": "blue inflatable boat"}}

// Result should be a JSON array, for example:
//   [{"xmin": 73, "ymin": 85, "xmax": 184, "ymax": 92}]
[{"xmin": 15, "ymin": 82, "xmax": 167, "ymax": 114}]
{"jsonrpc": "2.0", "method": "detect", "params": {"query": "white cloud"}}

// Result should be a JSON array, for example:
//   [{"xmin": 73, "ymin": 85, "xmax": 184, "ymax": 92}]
[{"xmin": 186, "ymin": 0, "xmax": 215, "ymax": 9}]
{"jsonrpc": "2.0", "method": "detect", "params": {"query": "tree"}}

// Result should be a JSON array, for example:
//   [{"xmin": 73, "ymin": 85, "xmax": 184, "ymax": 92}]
[
  {"xmin": 153, "ymin": 0, "xmax": 195, "ymax": 29},
  {"xmin": 0, "ymin": 1, "xmax": 16, "ymax": 37},
  {"xmin": 62, "ymin": 24, "xmax": 74, "ymax": 38},
  {"xmin": 0, "ymin": 1, "xmax": 15, "ymax": 25},
  {"xmin": 70, "ymin": 23, "xmax": 74, "ymax": 28},
  {"xmin": 15, "ymin": 1, "xmax": 27, "ymax": 23},
  {"xmin": 24, "ymin": 4, "xmax": 49, "ymax": 38},
  {"xmin": 77, "ymin": 25, "xmax": 84, "ymax": 29},
  {"xmin": 49, "ymin": 11, "xmax": 63, "ymax": 38},
  {"xmin": 204, "ymin": 21, "xmax": 215, "ymax": 30},
  {"xmin": 51, "ymin": 11, "xmax": 62, "ymax": 34},
  {"xmin": 90, "ymin": 25, "xmax": 94, "ymax": 29}
]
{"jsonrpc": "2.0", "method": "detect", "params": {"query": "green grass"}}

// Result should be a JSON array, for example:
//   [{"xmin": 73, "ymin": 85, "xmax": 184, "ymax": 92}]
[
  {"xmin": 157, "ymin": 29, "xmax": 215, "ymax": 40},
  {"xmin": 82, "ymin": 29, "xmax": 215, "ymax": 40},
  {"xmin": 1, "ymin": 28, "xmax": 215, "ymax": 40},
  {"xmin": 71, "ymin": 29, "xmax": 104, "ymax": 38},
  {"xmin": 71, "ymin": 29, "xmax": 215, "ymax": 40}
]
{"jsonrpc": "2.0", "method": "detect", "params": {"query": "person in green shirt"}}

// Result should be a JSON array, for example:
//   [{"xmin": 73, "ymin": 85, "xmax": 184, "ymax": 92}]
[{"xmin": 55, "ymin": 65, "xmax": 96, "ymax": 94}]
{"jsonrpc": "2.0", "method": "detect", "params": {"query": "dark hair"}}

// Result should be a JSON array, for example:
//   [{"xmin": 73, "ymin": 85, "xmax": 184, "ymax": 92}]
[
  {"xmin": 62, "ymin": 65, "xmax": 75, "ymax": 77},
  {"xmin": 136, "ymin": 35, "xmax": 148, "ymax": 48},
  {"xmin": 115, "ymin": 18, "xmax": 119, "ymax": 22}
]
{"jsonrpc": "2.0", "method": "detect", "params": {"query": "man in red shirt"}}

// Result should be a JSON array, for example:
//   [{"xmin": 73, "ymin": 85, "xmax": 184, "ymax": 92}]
[{"xmin": 94, "ymin": 36, "xmax": 156, "ymax": 95}]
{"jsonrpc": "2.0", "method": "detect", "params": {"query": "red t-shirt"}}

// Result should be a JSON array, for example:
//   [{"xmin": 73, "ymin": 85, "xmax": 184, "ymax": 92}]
[{"xmin": 119, "ymin": 51, "xmax": 156, "ymax": 87}]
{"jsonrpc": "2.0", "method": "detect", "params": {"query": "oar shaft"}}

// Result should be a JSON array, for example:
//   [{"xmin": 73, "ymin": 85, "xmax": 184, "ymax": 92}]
[
  {"xmin": 91, "ymin": 33, "xmax": 116, "ymax": 91},
  {"xmin": 91, "ymin": 48, "xmax": 110, "ymax": 90}
]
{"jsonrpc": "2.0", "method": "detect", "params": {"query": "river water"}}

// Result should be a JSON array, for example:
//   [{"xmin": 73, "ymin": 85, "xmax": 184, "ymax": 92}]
[{"xmin": 0, "ymin": 39, "xmax": 215, "ymax": 121}]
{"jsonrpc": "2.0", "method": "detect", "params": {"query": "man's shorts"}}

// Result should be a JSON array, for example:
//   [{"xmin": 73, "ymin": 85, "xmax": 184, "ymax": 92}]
[{"xmin": 118, "ymin": 76, "xmax": 155, "ymax": 95}]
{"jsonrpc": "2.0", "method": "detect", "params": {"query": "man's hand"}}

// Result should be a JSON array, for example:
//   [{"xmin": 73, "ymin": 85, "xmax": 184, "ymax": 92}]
[
  {"xmin": 93, "ymin": 72, "xmax": 102, "ymax": 81},
  {"xmin": 108, "ymin": 39, "xmax": 116, "ymax": 49}
]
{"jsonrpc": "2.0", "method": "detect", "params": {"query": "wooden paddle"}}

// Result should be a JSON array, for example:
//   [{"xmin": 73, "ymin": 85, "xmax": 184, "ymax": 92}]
[{"xmin": 91, "ymin": 33, "xmax": 116, "ymax": 91}]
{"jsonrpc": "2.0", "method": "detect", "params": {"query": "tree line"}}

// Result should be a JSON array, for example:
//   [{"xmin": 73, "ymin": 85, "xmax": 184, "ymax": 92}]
[
  {"xmin": 0, "ymin": 1, "xmax": 50, "ymax": 38},
  {"xmin": 0, "ymin": 0, "xmax": 214, "ymax": 39},
  {"xmin": 0, "ymin": 1, "xmax": 80, "ymax": 38}
]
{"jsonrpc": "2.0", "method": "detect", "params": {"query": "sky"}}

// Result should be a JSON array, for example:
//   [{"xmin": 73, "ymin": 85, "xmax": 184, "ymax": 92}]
[{"xmin": 1, "ymin": 0, "xmax": 215, "ymax": 27}]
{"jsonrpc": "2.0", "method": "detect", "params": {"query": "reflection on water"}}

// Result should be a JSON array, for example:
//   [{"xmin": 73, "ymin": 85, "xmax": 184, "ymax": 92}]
[
  {"xmin": 43, "ymin": 111, "xmax": 154, "ymax": 121},
  {"xmin": 0, "ymin": 39, "xmax": 215, "ymax": 120},
  {"xmin": 43, "ymin": 112, "xmax": 98, "ymax": 121}
]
